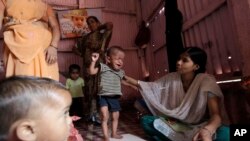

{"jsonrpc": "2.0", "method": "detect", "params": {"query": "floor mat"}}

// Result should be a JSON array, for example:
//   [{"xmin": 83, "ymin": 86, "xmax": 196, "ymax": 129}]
[
  {"xmin": 76, "ymin": 111, "xmax": 149, "ymax": 141},
  {"xmin": 110, "ymin": 134, "xmax": 146, "ymax": 141}
]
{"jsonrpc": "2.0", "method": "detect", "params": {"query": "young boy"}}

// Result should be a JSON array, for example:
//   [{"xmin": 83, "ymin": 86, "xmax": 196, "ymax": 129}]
[
  {"xmin": 88, "ymin": 46, "xmax": 136, "ymax": 141},
  {"xmin": 0, "ymin": 76, "xmax": 72, "ymax": 141},
  {"xmin": 66, "ymin": 64, "xmax": 85, "ymax": 117}
]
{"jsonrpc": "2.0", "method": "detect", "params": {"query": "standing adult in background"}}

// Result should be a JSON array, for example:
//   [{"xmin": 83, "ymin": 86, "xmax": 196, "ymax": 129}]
[
  {"xmin": 0, "ymin": 0, "xmax": 60, "ymax": 80},
  {"xmin": 73, "ymin": 16, "xmax": 113, "ymax": 124}
]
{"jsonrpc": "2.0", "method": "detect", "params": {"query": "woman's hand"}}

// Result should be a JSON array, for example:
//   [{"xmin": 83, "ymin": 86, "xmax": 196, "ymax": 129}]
[
  {"xmin": 45, "ymin": 46, "xmax": 58, "ymax": 64},
  {"xmin": 193, "ymin": 128, "xmax": 213, "ymax": 141}
]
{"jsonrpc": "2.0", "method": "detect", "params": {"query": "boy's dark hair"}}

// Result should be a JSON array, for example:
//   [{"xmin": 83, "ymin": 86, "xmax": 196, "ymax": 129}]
[
  {"xmin": 0, "ymin": 76, "xmax": 67, "ymax": 139},
  {"xmin": 106, "ymin": 46, "xmax": 125, "ymax": 57},
  {"xmin": 69, "ymin": 64, "xmax": 81, "ymax": 73},
  {"xmin": 86, "ymin": 16, "xmax": 100, "ymax": 25}
]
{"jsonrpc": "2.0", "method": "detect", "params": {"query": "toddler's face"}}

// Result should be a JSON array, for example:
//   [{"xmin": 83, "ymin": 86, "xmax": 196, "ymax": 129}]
[
  {"xmin": 108, "ymin": 51, "xmax": 125, "ymax": 71},
  {"xmin": 35, "ymin": 90, "xmax": 72, "ymax": 141},
  {"xmin": 70, "ymin": 69, "xmax": 80, "ymax": 80},
  {"xmin": 72, "ymin": 16, "xmax": 85, "ymax": 28}
]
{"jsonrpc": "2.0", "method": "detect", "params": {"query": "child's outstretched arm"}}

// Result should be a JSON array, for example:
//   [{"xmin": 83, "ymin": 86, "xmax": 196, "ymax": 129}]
[
  {"xmin": 87, "ymin": 52, "xmax": 100, "ymax": 75},
  {"xmin": 122, "ymin": 79, "xmax": 138, "ymax": 91},
  {"xmin": 123, "ymin": 75, "xmax": 140, "ymax": 87}
]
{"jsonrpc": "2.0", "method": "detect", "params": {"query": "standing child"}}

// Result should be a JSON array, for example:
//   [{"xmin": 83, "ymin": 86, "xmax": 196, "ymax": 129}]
[
  {"xmin": 88, "ymin": 46, "xmax": 136, "ymax": 141},
  {"xmin": 66, "ymin": 64, "xmax": 85, "ymax": 117},
  {"xmin": 0, "ymin": 76, "xmax": 72, "ymax": 141}
]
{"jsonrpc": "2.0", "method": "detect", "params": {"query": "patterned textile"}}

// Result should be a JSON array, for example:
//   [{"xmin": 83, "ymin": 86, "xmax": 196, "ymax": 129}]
[{"xmin": 69, "ymin": 116, "xmax": 84, "ymax": 141}]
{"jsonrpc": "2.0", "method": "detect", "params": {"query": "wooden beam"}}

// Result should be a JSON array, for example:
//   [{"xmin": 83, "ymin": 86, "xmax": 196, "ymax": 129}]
[
  {"xmin": 182, "ymin": 0, "xmax": 226, "ymax": 31},
  {"xmin": 147, "ymin": 0, "xmax": 165, "ymax": 22},
  {"xmin": 153, "ymin": 44, "xmax": 166, "ymax": 53},
  {"xmin": 102, "ymin": 9, "xmax": 136, "ymax": 16}
]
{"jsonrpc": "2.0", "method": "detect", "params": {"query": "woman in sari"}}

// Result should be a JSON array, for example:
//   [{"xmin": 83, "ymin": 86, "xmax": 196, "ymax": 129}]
[
  {"xmin": 0, "ymin": 0, "xmax": 60, "ymax": 80},
  {"xmin": 124, "ymin": 47, "xmax": 229, "ymax": 141},
  {"xmin": 73, "ymin": 16, "xmax": 113, "ymax": 124}
]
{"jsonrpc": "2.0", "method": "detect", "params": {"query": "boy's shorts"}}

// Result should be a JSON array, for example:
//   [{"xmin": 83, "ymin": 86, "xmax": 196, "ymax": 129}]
[{"xmin": 98, "ymin": 95, "xmax": 121, "ymax": 112}]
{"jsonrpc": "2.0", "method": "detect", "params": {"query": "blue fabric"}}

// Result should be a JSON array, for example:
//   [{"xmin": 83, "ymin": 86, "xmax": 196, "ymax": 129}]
[
  {"xmin": 215, "ymin": 125, "xmax": 230, "ymax": 141},
  {"xmin": 140, "ymin": 116, "xmax": 171, "ymax": 141},
  {"xmin": 98, "ymin": 96, "xmax": 121, "ymax": 112},
  {"xmin": 141, "ymin": 115, "xmax": 230, "ymax": 141}
]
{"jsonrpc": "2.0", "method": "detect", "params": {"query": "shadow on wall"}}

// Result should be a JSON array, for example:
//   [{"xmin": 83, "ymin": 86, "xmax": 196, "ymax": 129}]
[{"xmin": 220, "ymin": 82, "xmax": 250, "ymax": 124}]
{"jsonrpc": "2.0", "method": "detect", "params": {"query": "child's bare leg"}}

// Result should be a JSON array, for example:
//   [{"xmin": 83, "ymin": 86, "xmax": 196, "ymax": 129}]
[
  {"xmin": 111, "ymin": 111, "xmax": 123, "ymax": 139},
  {"xmin": 100, "ymin": 106, "xmax": 110, "ymax": 141}
]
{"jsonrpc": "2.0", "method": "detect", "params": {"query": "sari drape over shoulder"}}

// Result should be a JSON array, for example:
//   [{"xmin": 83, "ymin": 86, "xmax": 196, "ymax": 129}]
[
  {"xmin": 139, "ymin": 72, "xmax": 229, "ymax": 124},
  {"xmin": 2, "ymin": 0, "xmax": 59, "ymax": 80}
]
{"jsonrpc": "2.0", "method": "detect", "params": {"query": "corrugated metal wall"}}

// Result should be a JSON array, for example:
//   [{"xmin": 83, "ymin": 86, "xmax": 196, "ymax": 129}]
[
  {"xmin": 140, "ymin": 0, "xmax": 167, "ymax": 79},
  {"xmin": 177, "ymin": 0, "xmax": 242, "ymax": 78}
]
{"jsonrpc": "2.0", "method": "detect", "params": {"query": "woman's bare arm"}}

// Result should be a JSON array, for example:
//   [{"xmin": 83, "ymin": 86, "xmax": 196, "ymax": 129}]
[
  {"xmin": 47, "ymin": 5, "xmax": 60, "ymax": 48},
  {"xmin": 0, "ymin": 2, "xmax": 5, "ymax": 31},
  {"xmin": 44, "ymin": 5, "xmax": 60, "ymax": 64},
  {"xmin": 205, "ymin": 96, "xmax": 222, "ymax": 133},
  {"xmin": 193, "ymin": 96, "xmax": 222, "ymax": 141}
]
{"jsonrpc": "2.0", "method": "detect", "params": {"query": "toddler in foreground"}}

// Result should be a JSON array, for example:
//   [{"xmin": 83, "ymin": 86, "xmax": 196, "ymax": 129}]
[{"xmin": 0, "ymin": 76, "xmax": 72, "ymax": 141}]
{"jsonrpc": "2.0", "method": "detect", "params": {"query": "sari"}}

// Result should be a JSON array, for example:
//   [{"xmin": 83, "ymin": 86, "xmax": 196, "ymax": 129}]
[
  {"xmin": 2, "ymin": 0, "xmax": 59, "ymax": 80},
  {"xmin": 76, "ymin": 24, "xmax": 112, "ymax": 119}
]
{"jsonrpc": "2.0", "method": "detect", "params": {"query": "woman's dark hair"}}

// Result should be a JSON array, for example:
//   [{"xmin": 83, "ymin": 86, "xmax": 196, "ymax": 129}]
[
  {"xmin": 86, "ymin": 16, "xmax": 100, "ymax": 25},
  {"xmin": 69, "ymin": 64, "xmax": 80, "ymax": 73},
  {"xmin": 182, "ymin": 47, "xmax": 207, "ymax": 74}
]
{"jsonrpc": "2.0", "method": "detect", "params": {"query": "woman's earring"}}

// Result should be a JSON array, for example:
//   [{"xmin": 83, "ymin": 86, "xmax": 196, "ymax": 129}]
[{"xmin": 193, "ymin": 65, "xmax": 199, "ymax": 71}]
